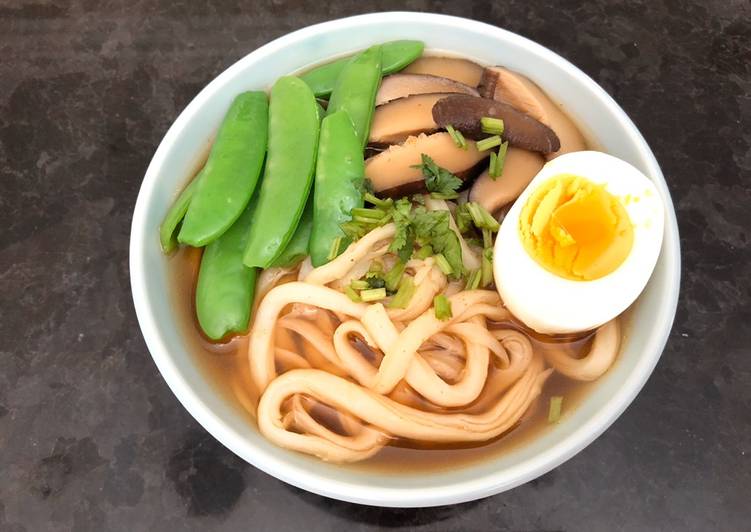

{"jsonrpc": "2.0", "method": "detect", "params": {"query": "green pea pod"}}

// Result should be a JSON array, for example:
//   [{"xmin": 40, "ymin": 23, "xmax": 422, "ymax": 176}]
[
  {"xmin": 301, "ymin": 40, "xmax": 424, "ymax": 98},
  {"xmin": 195, "ymin": 198, "xmax": 258, "ymax": 340},
  {"xmin": 271, "ymin": 197, "xmax": 313, "ymax": 268},
  {"xmin": 178, "ymin": 91, "xmax": 268, "ymax": 246},
  {"xmin": 243, "ymin": 77, "xmax": 320, "ymax": 268},
  {"xmin": 327, "ymin": 45, "xmax": 383, "ymax": 149},
  {"xmin": 309, "ymin": 110, "xmax": 365, "ymax": 267},
  {"xmin": 159, "ymin": 170, "xmax": 202, "ymax": 253}
]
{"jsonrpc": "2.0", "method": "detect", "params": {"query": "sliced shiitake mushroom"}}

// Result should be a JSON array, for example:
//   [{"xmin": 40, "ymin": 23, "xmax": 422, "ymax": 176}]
[
  {"xmin": 365, "ymin": 132, "xmax": 489, "ymax": 197},
  {"xmin": 432, "ymin": 94, "xmax": 560, "ymax": 154},
  {"xmin": 402, "ymin": 56, "xmax": 484, "ymax": 87},
  {"xmin": 375, "ymin": 74, "xmax": 479, "ymax": 106},
  {"xmin": 469, "ymin": 147, "xmax": 545, "ymax": 213},
  {"xmin": 478, "ymin": 66, "xmax": 586, "ymax": 159},
  {"xmin": 369, "ymin": 93, "xmax": 449, "ymax": 145}
]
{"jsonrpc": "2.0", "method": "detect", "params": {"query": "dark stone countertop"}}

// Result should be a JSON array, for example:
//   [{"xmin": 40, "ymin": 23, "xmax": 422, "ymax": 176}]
[{"xmin": 1, "ymin": 1, "xmax": 749, "ymax": 530}]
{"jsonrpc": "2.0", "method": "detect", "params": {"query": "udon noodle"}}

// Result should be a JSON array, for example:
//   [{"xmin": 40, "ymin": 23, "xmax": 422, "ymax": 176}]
[{"xmin": 247, "ymin": 223, "xmax": 620, "ymax": 462}]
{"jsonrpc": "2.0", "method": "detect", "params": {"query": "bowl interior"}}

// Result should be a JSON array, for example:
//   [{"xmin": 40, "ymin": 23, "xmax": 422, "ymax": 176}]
[{"xmin": 130, "ymin": 12, "xmax": 680, "ymax": 507}]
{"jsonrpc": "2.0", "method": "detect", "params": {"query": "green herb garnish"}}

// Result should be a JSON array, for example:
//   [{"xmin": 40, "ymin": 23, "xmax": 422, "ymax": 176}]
[
  {"xmin": 384, "ymin": 261, "xmax": 406, "ymax": 292},
  {"xmin": 465, "ymin": 269, "xmax": 481, "ymax": 290},
  {"xmin": 475, "ymin": 135, "xmax": 503, "ymax": 152},
  {"xmin": 345, "ymin": 285, "xmax": 361, "ymax": 302},
  {"xmin": 434, "ymin": 253, "xmax": 454, "ymax": 276},
  {"xmin": 548, "ymin": 396, "xmax": 563, "ymax": 423},
  {"xmin": 387, "ymin": 276, "xmax": 416, "ymax": 309},
  {"xmin": 411, "ymin": 209, "xmax": 464, "ymax": 278},
  {"xmin": 489, "ymin": 141, "xmax": 509, "ymax": 180},
  {"xmin": 481, "ymin": 247, "xmax": 493, "ymax": 288},
  {"xmin": 360, "ymin": 287, "xmax": 387, "ymax": 302},
  {"xmin": 388, "ymin": 198, "xmax": 416, "ymax": 264},
  {"xmin": 327, "ymin": 236, "xmax": 342, "ymax": 261},
  {"xmin": 446, "ymin": 125, "xmax": 467, "ymax": 150},
  {"xmin": 413, "ymin": 154, "xmax": 462, "ymax": 198},
  {"xmin": 480, "ymin": 116, "xmax": 505, "ymax": 136},
  {"xmin": 363, "ymin": 192, "xmax": 393, "ymax": 210},
  {"xmin": 466, "ymin": 202, "xmax": 500, "ymax": 232},
  {"xmin": 350, "ymin": 279, "xmax": 370, "ymax": 291},
  {"xmin": 352, "ymin": 207, "xmax": 386, "ymax": 222},
  {"xmin": 454, "ymin": 202, "xmax": 473, "ymax": 234},
  {"xmin": 433, "ymin": 294, "xmax": 453, "ymax": 321},
  {"xmin": 415, "ymin": 245, "xmax": 433, "ymax": 260}
]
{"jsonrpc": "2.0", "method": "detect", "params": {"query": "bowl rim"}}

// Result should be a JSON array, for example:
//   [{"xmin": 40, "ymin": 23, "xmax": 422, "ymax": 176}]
[{"xmin": 130, "ymin": 11, "xmax": 681, "ymax": 507}]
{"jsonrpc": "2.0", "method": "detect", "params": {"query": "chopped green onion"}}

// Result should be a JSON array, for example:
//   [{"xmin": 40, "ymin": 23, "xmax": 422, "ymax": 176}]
[
  {"xmin": 360, "ymin": 287, "xmax": 387, "ymax": 302},
  {"xmin": 327, "ymin": 236, "xmax": 342, "ymax": 261},
  {"xmin": 446, "ymin": 125, "xmax": 467, "ymax": 150},
  {"xmin": 352, "ymin": 207, "xmax": 386, "ymax": 220},
  {"xmin": 490, "ymin": 141, "xmax": 509, "ymax": 180},
  {"xmin": 384, "ymin": 261, "xmax": 406, "ymax": 292},
  {"xmin": 363, "ymin": 192, "xmax": 393, "ymax": 210},
  {"xmin": 345, "ymin": 286, "xmax": 361, "ymax": 302},
  {"xmin": 480, "ymin": 116, "xmax": 505, "ymax": 136},
  {"xmin": 434, "ymin": 253, "xmax": 454, "ymax": 276},
  {"xmin": 415, "ymin": 245, "xmax": 433, "ymax": 260},
  {"xmin": 368, "ymin": 260, "xmax": 384, "ymax": 274},
  {"xmin": 548, "ymin": 396, "xmax": 563, "ymax": 423},
  {"xmin": 366, "ymin": 276, "xmax": 386, "ymax": 289},
  {"xmin": 387, "ymin": 276, "xmax": 416, "ymax": 309},
  {"xmin": 376, "ymin": 210, "xmax": 394, "ymax": 226},
  {"xmin": 467, "ymin": 202, "xmax": 500, "ymax": 231},
  {"xmin": 340, "ymin": 221, "xmax": 368, "ymax": 240},
  {"xmin": 465, "ymin": 269, "xmax": 481, "ymax": 290},
  {"xmin": 481, "ymin": 248, "xmax": 493, "ymax": 287},
  {"xmin": 475, "ymin": 135, "xmax": 503, "ymax": 152},
  {"xmin": 430, "ymin": 191, "xmax": 460, "ymax": 200},
  {"xmin": 454, "ymin": 203, "xmax": 473, "ymax": 233},
  {"xmin": 350, "ymin": 279, "xmax": 370, "ymax": 291},
  {"xmin": 353, "ymin": 215, "xmax": 381, "ymax": 224},
  {"xmin": 434, "ymin": 294, "xmax": 453, "ymax": 321},
  {"xmin": 482, "ymin": 228, "xmax": 493, "ymax": 249}
]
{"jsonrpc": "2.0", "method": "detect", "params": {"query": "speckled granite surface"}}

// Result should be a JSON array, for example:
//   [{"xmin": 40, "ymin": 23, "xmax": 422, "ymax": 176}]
[{"xmin": 1, "ymin": 1, "xmax": 749, "ymax": 530}]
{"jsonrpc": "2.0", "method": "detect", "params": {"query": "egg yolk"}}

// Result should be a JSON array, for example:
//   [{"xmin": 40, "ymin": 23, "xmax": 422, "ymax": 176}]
[{"xmin": 519, "ymin": 174, "xmax": 634, "ymax": 280}]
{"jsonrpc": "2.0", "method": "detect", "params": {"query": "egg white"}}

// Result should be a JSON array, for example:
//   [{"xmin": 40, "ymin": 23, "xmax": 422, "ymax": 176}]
[{"xmin": 493, "ymin": 151, "xmax": 665, "ymax": 334}]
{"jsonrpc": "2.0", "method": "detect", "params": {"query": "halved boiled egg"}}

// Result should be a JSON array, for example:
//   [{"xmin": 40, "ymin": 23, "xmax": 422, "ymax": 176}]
[{"xmin": 493, "ymin": 151, "xmax": 665, "ymax": 334}]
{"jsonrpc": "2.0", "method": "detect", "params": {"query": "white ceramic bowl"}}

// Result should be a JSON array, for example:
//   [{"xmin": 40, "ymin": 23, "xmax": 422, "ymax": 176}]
[{"xmin": 130, "ymin": 12, "xmax": 680, "ymax": 507}]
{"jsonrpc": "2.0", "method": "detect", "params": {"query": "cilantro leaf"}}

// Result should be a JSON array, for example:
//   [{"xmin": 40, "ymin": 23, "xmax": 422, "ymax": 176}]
[
  {"xmin": 411, "ymin": 209, "xmax": 464, "ymax": 278},
  {"xmin": 388, "ymin": 198, "xmax": 415, "ymax": 263},
  {"xmin": 454, "ymin": 202, "xmax": 473, "ymax": 234},
  {"xmin": 413, "ymin": 154, "xmax": 462, "ymax": 197}
]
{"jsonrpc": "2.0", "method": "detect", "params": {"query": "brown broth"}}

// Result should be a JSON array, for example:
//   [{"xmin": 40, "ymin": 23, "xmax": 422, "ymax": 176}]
[{"xmin": 167, "ymin": 245, "xmax": 614, "ymax": 473}]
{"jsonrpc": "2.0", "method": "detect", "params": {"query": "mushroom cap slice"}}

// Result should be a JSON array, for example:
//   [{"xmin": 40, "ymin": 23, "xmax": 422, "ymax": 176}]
[
  {"xmin": 478, "ymin": 66, "xmax": 586, "ymax": 159},
  {"xmin": 432, "ymin": 94, "xmax": 560, "ymax": 154},
  {"xmin": 469, "ymin": 147, "xmax": 545, "ymax": 213},
  {"xmin": 370, "ymin": 93, "xmax": 450, "ymax": 145},
  {"xmin": 402, "ymin": 56, "xmax": 484, "ymax": 87},
  {"xmin": 365, "ymin": 132, "xmax": 489, "ymax": 197},
  {"xmin": 376, "ymin": 74, "xmax": 479, "ymax": 106}
]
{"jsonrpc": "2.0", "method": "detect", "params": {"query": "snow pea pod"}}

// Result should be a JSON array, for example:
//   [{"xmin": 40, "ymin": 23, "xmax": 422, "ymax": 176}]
[
  {"xmin": 327, "ymin": 45, "xmax": 383, "ymax": 149},
  {"xmin": 309, "ymin": 110, "xmax": 365, "ymax": 266},
  {"xmin": 178, "ymin": 91, "xmax": 268, "ymax": 247},
  {"xmin": 301, "ymin": 40, "xmax": 424, "ymax": 98},
  {"xmin": 159, "ymin": 170, "xmax": 202, "ymax": 253},
  {"xmin": 195, "ymin": 198, "xmax": 258, "ymax": 340},
  {"xmin": 271, "ymin": 198, "xmax": 313, "ymax": 268},
  {"xmin": 243, "ymin": 77, "xmax": 320, "ymax": 268}
]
